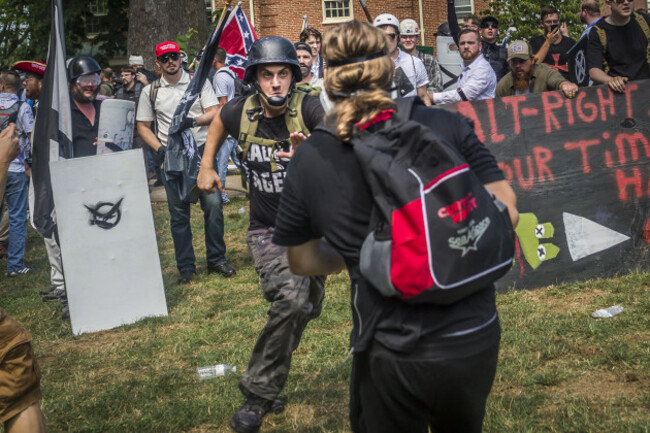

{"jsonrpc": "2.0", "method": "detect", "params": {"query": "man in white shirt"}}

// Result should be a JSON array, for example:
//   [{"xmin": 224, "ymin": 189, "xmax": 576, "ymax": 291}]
[
  {"xmin": 431, "ymin": 28, "xmax": 497, "ymax": 104},
  {"xmin": 136, "ymin": 41, "xmax": 235, "ymax": 283},
  {"xmin": 373, "ymin": 13, "xmax": 432, "ymax": 105}
]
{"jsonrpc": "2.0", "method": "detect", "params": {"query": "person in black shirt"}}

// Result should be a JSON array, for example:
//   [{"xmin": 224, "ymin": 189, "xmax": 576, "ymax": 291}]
[
  {"xmin": 68, "ymin": 56, "xmax": 103, "ymax": 158},
  {"xmin": 588, "ymin": 0, "xmax": 650, "ymax": 93},
  {"xmin": 530, "ymin": 6, "xmax": 576, "ymax": 81},
  {"xmin": 273, "ymin": 20, "xmax": 518, "ymax": 433},
  {"xmin": 197, "ymin": 37, "xmax": 326, "ymax": 433}
]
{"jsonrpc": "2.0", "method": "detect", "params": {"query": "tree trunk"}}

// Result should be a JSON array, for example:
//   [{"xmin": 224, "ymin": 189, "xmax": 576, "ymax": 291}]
[{"xmin": 127, "ymin": 0, "xmax": 209, "ymax": 69}]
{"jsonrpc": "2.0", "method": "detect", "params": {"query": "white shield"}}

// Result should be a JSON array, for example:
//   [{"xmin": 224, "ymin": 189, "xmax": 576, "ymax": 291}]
[{"xmin": 50, "ymin": 150, "xmax": 167, "ymax": 335}]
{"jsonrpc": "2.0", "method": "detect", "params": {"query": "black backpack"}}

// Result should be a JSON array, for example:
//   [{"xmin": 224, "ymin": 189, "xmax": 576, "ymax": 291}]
[
  {"xmin": 217, "ymin": 68, "xmax": 255, "ymax": 99},
  {"xmin": 337, "ymin": 98, "xmax": 515, "ymax": 304}
]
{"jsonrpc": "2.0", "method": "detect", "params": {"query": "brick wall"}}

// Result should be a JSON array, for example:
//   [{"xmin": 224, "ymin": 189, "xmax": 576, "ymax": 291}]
[{"xmin": 249, "ymin": 0, "xmax": 649, "ymax": 48}]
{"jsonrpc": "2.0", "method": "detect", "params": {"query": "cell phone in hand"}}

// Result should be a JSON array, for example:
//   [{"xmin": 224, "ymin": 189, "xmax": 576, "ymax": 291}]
[{"xmin": 550, "ymin": 24, "xmax": 559, "ymax": 33}]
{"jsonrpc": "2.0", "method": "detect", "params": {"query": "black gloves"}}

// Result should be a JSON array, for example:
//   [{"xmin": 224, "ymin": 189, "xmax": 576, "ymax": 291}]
[
  {"xmin": 179, "ymin": 117, "xmax": 197, "ymax": 131},
  {"xmin": 157, "ymin": 145, "xmax": 166, "ymax": 160}
]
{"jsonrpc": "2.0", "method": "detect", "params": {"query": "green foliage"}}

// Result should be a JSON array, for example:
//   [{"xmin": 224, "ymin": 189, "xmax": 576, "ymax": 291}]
[
  {"xmin": 485, "ymin": 0, "xmax": 587, "ymax": 42},
  {"xmin": 175, "ymin": 28, "xmax": 201, "ymax": 58},
  {"xmin": 0, "ymin": 0, "xmax": 127, "ymax": 68}
]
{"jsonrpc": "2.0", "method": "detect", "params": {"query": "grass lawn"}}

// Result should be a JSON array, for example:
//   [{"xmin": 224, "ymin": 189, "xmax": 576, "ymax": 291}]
[{"xmin": 1, "ymin": 196, "xmax": 649, "ymax": 432}]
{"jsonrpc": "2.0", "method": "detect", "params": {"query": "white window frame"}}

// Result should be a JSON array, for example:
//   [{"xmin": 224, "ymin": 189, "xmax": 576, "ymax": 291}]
[
  {"xmin": 322, "ymin": 0, "xmax": 354, "ymax": 24},
  {"xmin": 87, "ymin": 0, "xmax": 108, "ymax": 37},
  {"xmin": 455, "ymin": 0, "xmax": 475, "ymax": 20}
]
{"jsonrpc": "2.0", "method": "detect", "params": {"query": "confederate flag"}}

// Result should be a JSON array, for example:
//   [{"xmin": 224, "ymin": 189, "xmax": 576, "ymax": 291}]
[{"xmin": 218, "ymin": 5, "xmax": 258, "ymax": 79}]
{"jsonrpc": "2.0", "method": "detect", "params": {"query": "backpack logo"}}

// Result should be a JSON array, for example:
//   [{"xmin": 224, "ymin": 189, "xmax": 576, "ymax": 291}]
[
  {"xmin": 438, "ymin": 192, "xmax": 477, "ymax": 223},
  {"xmin": 448, "ymin": 217, "xmax": 490, "ymax": 257}
]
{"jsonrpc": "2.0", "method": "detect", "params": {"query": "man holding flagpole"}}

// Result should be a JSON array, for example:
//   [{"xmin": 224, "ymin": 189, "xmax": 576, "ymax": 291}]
[{"xmin": 137, "ymin": 41, "xmax": 235, "ymax": 284}]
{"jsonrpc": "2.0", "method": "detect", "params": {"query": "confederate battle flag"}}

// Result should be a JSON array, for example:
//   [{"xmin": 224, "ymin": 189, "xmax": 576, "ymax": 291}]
[{"xmin": 218, "ymin": 5, "xmax": 258, "ymax": 79}]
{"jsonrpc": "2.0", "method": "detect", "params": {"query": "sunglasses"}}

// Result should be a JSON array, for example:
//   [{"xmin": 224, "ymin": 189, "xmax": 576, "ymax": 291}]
[
  {"xmin": 76, "ymin": 73, "xmax": 101, "ymax": 87},
  {"xmin": 613, "ymin": 0, "xmax": 632, "ymax": 4},
  {"xmin": 481, "ymin": 23, "xmax": 497, "ymax": 29},
  {"xmin": 158, "ymin": 52, "xmax": 180, "ymax": 63},
  {"xmin": 385, "ymin": 33, "xmax": 398, "ymax": 40}
]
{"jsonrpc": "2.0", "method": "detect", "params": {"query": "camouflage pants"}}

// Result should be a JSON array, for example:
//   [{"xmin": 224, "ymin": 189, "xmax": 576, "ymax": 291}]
[{"xmin": 240, "ymin": 228, "xmax": 326, "ymax": 401}]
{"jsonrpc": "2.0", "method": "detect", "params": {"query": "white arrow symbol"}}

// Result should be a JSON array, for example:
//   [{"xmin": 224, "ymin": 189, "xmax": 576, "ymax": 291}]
[{"xmin": 563, "ymin": 212, "xmax": 630, "ymax": 261}]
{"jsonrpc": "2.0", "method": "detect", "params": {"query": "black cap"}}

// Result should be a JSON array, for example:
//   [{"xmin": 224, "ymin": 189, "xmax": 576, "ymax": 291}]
[
  {"xmin": 294, "ymin": 42, "xmax": 311, "ymax": 54},
  {"xmin": 480, "ymin": 16, "xmax": 499, "ymax": 28}
]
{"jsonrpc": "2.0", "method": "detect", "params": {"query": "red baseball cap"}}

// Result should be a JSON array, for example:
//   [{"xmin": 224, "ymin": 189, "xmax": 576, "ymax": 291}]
[
  {"xmin": 12, "ymin": 61, "xmax": 47, "ymax": 76},
  {"xmin": 156, "ymin": 41, "xmax": 180, "ymax": 58}
]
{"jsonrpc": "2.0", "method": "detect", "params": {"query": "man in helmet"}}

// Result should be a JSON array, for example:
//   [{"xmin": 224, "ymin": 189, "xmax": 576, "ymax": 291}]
[
  {"xmin": 197, "ymin": 36, "xmax": 326, "ymax": 433},
  {"xmin": 136, "ymin": 41, "xmax": 234, "ymax": 284},
  {"xmin": 373, "ymin": 13, "xmax": 432, "ymax": 105},
  {"xmin": 400, "ymin": 18, "xmax": 443, "ymax": 93},
  {"xmin": 68, "ymin": 55, "xmax": 104, "ymax": 158}
]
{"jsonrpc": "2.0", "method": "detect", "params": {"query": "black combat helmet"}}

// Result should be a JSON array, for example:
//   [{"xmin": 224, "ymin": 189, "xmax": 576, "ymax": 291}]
[
  {"xmin": 243, "ymin": 36, "xmax": 302, "ymax": 85},
  {"xmin": 67, "ymin": 56, "xmax": 101, "ymax": 82}
]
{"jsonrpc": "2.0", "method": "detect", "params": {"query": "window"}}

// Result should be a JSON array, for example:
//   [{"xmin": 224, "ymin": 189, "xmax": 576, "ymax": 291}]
[
  {"xmin": 87, "ymin": 0, "xmax": 108, "ymax": 36},
  {"xmin": 88, "ymin": 0, "xmax": 108, "ymax": 16},
  {"xmin": 322, "ymin": 0, "xmax": 353, "ymax": 24},
  {"xmin": 455, "ymin": 0, "xmax": 474, "ymax": 19}
]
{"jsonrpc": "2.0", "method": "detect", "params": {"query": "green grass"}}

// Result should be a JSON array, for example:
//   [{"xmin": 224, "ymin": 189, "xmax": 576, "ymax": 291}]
[{"xmin": 2, "ymin": 197, "xmax": 649, "ymax": 432}]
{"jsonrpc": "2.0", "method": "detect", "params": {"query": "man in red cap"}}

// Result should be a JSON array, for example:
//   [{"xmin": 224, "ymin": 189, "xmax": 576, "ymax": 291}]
[
  {"xmin": 137, "ymin": 41, "xmax": 234, "ymax": 284},
  {"xmin": 12, "ymin": 61, "xmax": 46, "ymax": 104},
  {"xmin": 12, "ymin": 60, "xmax": 68, "ymax": 312}
]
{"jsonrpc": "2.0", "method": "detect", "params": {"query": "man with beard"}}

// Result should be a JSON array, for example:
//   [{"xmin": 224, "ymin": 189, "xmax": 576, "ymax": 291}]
[
  {"xmin": 431, "ymin": 28, "xmax": 496, "ymax": 104},
  {"xmin": 530, "ymin": 6, "xmax": 576, "ymax": 81},
  {"xmin": 496, "ymin": 40, "xmax": 578, "ymax": 98},
  {"xmin": 137, "ymin": 41, "xmax": 234, "ymax": 284},
  {"xmin": 299, "ymin": 27, "xmax": 324, "ymax": 79},
  {"xmin": 588, "ymin": 0, "xmax": 650, "ymax": 93},
  {"xmin": 579, "ymin": 0, "xmax": 602, "ymax": 39},
  {"xmin": 69, "ymin": 56, "xmax": 103, "ymax": 158},
  {"xmin": 294, "ymin": 42, "xmax": 323, "ymax": 93}
]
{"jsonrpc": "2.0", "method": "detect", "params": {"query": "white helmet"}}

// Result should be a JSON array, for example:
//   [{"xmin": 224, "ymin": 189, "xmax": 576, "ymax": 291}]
[
  {"xmin": 400, "ymin": 19, "xmax": 420, "ymax": 35},
  {"xmin": 373, "ymin": 13, "xmax": 400, "ymax": 32}
]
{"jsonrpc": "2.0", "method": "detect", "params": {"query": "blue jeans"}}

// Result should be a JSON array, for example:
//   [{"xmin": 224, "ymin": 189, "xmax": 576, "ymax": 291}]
[
  {"xmin": 162, "ymin": 149, "xmax": 227, "ymax": 272},
  {"xmin": 4, "ymin": 172, "xmax": 28, "ymax": 272},
  {"xmin": 216, "ymin": 136, "xmax": 240, "ymax": 189}
]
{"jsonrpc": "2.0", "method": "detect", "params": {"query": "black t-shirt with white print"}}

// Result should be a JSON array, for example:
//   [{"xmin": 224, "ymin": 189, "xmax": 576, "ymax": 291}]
[{"xmin": 220, "ymin": 94, "xmax": 324, "ymax": 230}]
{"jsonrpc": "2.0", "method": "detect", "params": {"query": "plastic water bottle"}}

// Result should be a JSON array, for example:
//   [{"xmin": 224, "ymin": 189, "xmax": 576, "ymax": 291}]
[
  {"xmin": 238, "ymin": 207, "xmax": 246, "ymax": 215},
  {"xmin": 196, "ymin": 364, "xmax": 236, "ymax": 380},
  {"xmin": 591, "ymin": 305, "xmax": 624, "ymax": 319}
]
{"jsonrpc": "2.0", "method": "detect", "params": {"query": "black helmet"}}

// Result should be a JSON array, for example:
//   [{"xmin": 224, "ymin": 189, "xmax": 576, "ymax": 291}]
[
  {"xmin": 67, "ymin": 56, "xmax": 101, "ymax": 82},
  {"xmin": 436, "ymin": 22, "xmax": 452, "ymax": 37},
  {"xmin": 243, "ymin": 36, "xmax": 301, "ymax": 84}
]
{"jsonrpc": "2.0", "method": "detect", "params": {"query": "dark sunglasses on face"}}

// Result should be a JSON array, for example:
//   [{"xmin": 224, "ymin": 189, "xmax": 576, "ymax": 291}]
[
  {"xmin": 480, "ymin": 23, "xmax": 497, "ymax": 29},
  {"xmin": 158, "ymin": 52, "xmax": 180, "ymax": 63},
  {"xmin": 613, "ymin": 0, "xmax": 632, "ymax": 4}
]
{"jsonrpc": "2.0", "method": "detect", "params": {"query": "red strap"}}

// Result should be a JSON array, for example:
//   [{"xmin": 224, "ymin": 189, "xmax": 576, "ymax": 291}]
[{"xmin": 356, "ymin": 109, "xmax": 395, "ymax": 130}]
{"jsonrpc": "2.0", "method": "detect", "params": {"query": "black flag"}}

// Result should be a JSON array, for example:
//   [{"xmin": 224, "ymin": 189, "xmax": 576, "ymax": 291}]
[
  {"xmin": 567, "ymin": 36, "xmax": 590, "ymax": 87},
  {"xmin": 163, "ymin": 7, "xmax": 232, "ymax": 203},
  {"xmin": 31, "ymin": 0, "xmax": 73, "ymax": 238}
]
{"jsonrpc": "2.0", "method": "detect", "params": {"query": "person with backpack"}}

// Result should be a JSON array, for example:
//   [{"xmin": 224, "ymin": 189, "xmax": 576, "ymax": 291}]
[
  {"xmin": 0, "ymin": 70, "xmax": 36, "ymax": 278},
  {"xmin": 197, "ymin": 36, "xmax": 326, "ymax": 433},
  {"xmin": 272, "ymin": 20, "xmax": 518, "ymax": 433},
  {"xmin": 136, "ymin": 41, "xmax": 235, "ymax": 284},
  {"xmin": 211, "ymin": 47, "xmax": 245, "ymax": 205},
  {"xmin": 587, "ymin": 0, "xmax": 650, "ymax": 93}
]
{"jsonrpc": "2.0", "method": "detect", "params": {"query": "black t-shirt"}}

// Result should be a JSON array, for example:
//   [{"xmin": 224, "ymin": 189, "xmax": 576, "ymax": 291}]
[
  {"xmin": 71, "ymin": 98, "xmax": 102, "ymax": 158},
  {"xmin": 221, "ymin": 94, "xmax": 324, "ymax": 229},
  {"xmin": 530, "ymin": 34, "xmax": 576, "ymax": 80},
  {"xmin": 587, "ymin": 14, "xmax": 650, "ymax": 81},
  {"xmin": 273, "ymin": 104, "xmax": 505, "ymax": 355}
]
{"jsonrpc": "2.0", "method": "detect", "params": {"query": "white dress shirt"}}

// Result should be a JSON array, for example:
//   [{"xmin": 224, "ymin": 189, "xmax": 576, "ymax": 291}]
[{"xmin": 432, "ymin": 53, "xmax": 496, "ymax": 105}]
